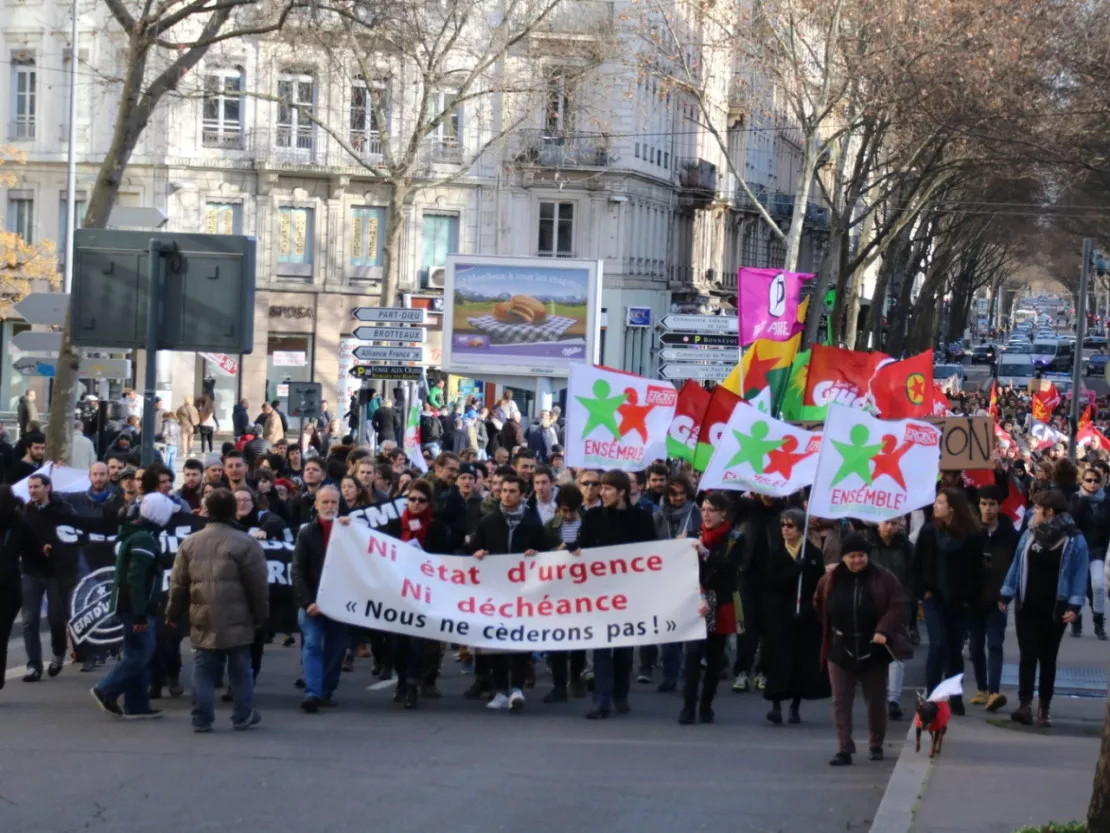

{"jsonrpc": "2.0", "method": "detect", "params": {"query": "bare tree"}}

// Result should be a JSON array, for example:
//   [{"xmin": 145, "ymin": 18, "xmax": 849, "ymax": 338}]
[{"xmin": 46, "ymin": 0, "xmax": 303, "ymax": 461}]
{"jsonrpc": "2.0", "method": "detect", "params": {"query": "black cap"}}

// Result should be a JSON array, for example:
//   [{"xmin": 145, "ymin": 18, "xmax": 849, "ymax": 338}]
[
  {"xmin": 458, "ymin": 462, "xmax": 477, "ymax": 478},
  {"xmin": 841, "ymin": 532, "xmax": 872, "ymax": 557}
]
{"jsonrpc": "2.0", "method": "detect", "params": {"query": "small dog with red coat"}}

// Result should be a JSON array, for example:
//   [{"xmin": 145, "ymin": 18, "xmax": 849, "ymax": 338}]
[{"xmin": 914, "ymin": 697, "xmax": 951, "ymax": 758}]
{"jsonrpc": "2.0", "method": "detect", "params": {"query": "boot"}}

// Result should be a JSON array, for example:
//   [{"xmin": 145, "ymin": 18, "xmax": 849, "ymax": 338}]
[
  {"xmin": 1037, "ymin": 702, "xmax": 1052, "ymax": 728},
  {"xmin": 1071, "ymin": 614, "xmax": 1083, "ymax": 637},
  {"xmin": 1095, "ymin": 613, "xmax": 1107, "ymax": 641}
]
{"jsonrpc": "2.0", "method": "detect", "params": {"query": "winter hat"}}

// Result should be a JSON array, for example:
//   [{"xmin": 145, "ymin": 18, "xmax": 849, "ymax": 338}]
[
  {"xmin": 204, "ymin": 452, "xmax": 223, "ymax": 469},
  {"xmin": 140, "ymin": 493, "xmax": 177, "ymax": 527},
  {"xmin": 457, "ymin": 463, "xmax": 477, "ymax": 478},
  {"xmin": 840, "ymin": 532, "xmax": 872, "ymax": 557}
]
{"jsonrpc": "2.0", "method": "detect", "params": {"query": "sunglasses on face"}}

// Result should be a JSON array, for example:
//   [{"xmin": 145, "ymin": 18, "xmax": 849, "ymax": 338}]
[
  {"xmin": 1086, "ymin": 478, "xmax": 1101, "ymax": 484},
  {"xmin": 581, "ymin": 481, "xmax": 600, "ymax": 488},
  {"xmin": 781, "ymin": 522, "xmax": 796, "ymax": 529},
  {"xmin": 407, "ymin": 496, "xmax": 428, "ymax": 505}
]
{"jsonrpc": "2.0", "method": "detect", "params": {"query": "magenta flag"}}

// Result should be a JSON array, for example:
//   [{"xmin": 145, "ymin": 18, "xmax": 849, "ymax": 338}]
[{"xmin": 737, "ymin": 268, "xmax": 813, "ymax": 345}]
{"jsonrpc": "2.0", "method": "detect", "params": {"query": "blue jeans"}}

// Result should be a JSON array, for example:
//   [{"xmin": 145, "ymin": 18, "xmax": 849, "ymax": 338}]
[
  {"xmin": 968, "ymin": 606, "xmax": 1008, "ymax": 694},
  {"xmin": 192, "ymin": 645, "xmax": 254, "ymax": 728},
  {"xmin": 95, "ymin": 614, "xmax": 156, "ymax": 714},
  {"xmin": 298, "ymin": 609, "xmax": 348, "ymax": 701},
  {"xmin": 163, "ymin": 444, "xmax": 177, "ymax": 472},
  {"xmin": 21, "ymin": 575, "xmax": 68, "ymax": 672},
  {"xmin": 591, "ymin": 647, "xmax": 633, "ymax": 708},
  {"xmin": 923, "ymin": 597, "xmax": 968, "ymax": 697}
]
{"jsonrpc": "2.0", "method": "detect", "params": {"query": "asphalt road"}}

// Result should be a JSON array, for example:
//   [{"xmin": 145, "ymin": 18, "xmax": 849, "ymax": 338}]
[{"xmin": 0, "ymin": 640, "xmax": 908, "ymax": 833}]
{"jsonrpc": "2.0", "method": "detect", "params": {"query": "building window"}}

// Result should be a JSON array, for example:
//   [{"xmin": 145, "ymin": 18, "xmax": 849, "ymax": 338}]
[
  {"xmin": 429, "ymin": 90, "xmax": 460, "ymax": 162},
  {"xmin": 58, "ymin": 193, "xmax": 87, "ymax": 263},
  {"xmin": 350, "ymin": 206, "xmax": 385, "ymax": 267},
  {"xmin": 537, "ymin": 201, "xmax": 574, "ymax": 257},
  {"xmin": 544, "ymin": 70, "xmax": 574, "ymax": 137},
  {"xmin": 10, "ymin": 56, "xmax": 36, "ymax": 141},
  {"xmin": 205, "ymin": 202, "xmax": 242, "ymax": 235},
  {"xmin": 277, "ymin": 72, "xmax": 315, "ymax": 153},
  {"xmin": 277, "ymin": 206, "xmax": 313, "ymax": 276},
  {"xmin": 421, "ymin": 213, "xmax": 458, "ymax": 287},
  {"xmin": 7, "ymin": 195, "xmax": 33, "ymax": 243},
  {"xmin": 266, "ymin": 334, "xmax": 313, "ymax": 413},
  {"xmin": 202, "ymin": 68, "xmax": 244, "ymax": 148},
  {"xmin": 350, "ymin": 78, "xmax": 387, "ymax": 159}
]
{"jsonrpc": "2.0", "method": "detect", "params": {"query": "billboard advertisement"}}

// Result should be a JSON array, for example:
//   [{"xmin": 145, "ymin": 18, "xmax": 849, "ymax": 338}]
[{"xmin": 442, "ymin": 255, "xmax": 602, "ymax": 377}]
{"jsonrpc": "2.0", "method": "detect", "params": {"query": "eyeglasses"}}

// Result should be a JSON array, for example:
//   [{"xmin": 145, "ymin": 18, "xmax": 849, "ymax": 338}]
[
  {"xmin": 407, "ymin": 496, "xmax": 428, "ymax": 505},
  {"xmin": 581, "ymin": 481, "xmax": 600, "ymax": 488},
  {"xmin": 1086, "ymin": 478, "xmax": 1101, "ymax": 484},
  {"xmin": 780, "ymin": 522, "xmax": 796, "ymax": 529}
]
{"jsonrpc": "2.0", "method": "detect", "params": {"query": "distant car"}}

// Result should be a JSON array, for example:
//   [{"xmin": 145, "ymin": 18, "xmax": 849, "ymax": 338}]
[
  {"xmin": 971, "ymin": 344, "xmax": 997, "ymax": 365},
  {"xmin": 1087, "ymin": 352, "xmax": 1108, "ymax": 377}
]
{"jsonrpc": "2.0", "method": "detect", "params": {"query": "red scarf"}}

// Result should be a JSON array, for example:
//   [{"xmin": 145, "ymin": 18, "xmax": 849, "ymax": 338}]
[
  {"xmin": 401, "ymin": 505, "xmax": 433, "ymax": 547},
  {"xmin": 318, "ymin": 518, "xmax": 333, "ymax": 549},
  {"xmin": 700, "ymin": 520, "xmax": 730, "ymax": 552}
]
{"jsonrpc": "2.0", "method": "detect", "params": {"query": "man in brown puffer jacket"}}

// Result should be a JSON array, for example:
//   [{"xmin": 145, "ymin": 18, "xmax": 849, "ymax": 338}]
[{"xmin": 167, "ymin": 488, "xmax": 269, "ymax": 733}]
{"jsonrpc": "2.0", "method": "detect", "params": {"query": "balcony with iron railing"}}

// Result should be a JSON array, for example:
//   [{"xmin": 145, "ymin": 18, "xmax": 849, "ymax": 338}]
[
  {"xmin": 421, "ymin": 136, "xmax": 462, "ymax": 165},
  {"xmin": 513, "ymin": 130, "xmax": 611, "ymax": 168},
  {"xmin": 733, "ymin": 185, "xmax": 772, "ymax": 213},
  {"xmin": 8, "ymin": 119, "xmax": 35, "ymax": 141},
  {"xmin": 770, "ymin": 192, "xmax": 795, "ymax": 220},
  {"xmin": 262, "ymin": 124, "xmax": 322, "ymax": 166},
  {"xmin": 805, "ymin": 201, "xmax": 831, "ymax": 230},
  {"xmin": 347, "ymin": 129, "xmax": 386, "ymax": 166},
  {"xmin": 678, "ymin": 158, "xmax": 719, "ymax": 208},
  {"xmin": 201, "ymin": 120, "xmax": 246, "ymax": 150}
]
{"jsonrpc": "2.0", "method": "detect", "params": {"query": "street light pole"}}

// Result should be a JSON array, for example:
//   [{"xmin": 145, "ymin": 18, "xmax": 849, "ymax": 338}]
[
  {"xmin": 1070, "ymin": 239, "xmax": 1093, "ymax": 461},
  {"xmin": 63, "ymin": 0, "xmax": 79, "ymax": 294}
]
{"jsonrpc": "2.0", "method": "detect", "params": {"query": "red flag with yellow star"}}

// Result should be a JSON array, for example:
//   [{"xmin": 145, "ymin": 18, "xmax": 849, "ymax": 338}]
[
  {"xmin": 734, "ymin": 333, "xmax": 800, "ymax": 403},
  {"xmin": 868, "ymin": 350, "xmax": 934, "ymax": 419},
  {"xmin": 1031, "ymin": 383, "xmax": 1060, "ymax": 422},
  {"xmin": 1079, "ymin": 403, "xmax": 1093, "ymax": 433}
]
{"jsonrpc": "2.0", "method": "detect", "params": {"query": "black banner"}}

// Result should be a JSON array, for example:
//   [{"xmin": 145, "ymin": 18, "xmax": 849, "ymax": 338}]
[{"xmin": 52, "ymin": 496, "xmax": 408, "ymax": 648}]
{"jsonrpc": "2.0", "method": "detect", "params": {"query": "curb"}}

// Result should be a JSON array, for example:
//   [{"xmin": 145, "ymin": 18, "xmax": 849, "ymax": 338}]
[{"xmin": 869, "ymin": 724, "xmax": 935, "ymax": 833}]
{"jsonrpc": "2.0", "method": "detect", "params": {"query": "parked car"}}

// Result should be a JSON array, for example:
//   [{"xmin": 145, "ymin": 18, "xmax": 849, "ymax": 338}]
[{"xmin": 1087, "ymin": 352, "xmax": 1108, "ymax": 377}]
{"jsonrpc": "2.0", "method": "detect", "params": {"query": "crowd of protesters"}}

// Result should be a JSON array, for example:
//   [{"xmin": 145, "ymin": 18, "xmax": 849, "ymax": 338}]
[{"xmin": 0, "ymin": 379, "xmax": 1102, "ymax": 767}]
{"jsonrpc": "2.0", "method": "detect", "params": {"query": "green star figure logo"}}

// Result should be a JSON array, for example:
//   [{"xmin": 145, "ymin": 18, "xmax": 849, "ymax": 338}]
[
  {"xmin": 577, "ymin": 378, "xmax": 627, "ymax": 440},
  {"xmin": 830, "ymin": 423, "xmax": 883, "ymax": 487},
  {"xmin": 727, "ymin": 420, "xmax": 785, "ymax": 472}
]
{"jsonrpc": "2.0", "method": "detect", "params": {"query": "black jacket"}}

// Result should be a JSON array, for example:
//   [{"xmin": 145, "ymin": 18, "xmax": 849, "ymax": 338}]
[
  {"xmin": 0, "ymin": 512, "xmax": 39, "ymax": 587},
  {"xmin": 1069, "ymin": 491, "xmax": 1110, "ymax": 555},
  {"xmin": 233, "ymin": 404, "xmax": 250, "ymax": 437},
  {"xmin": 980, "ymin": 515, "xmax": 1020, "ymax": 607},
  {"xmin": 910, "ymin": 523, "xmax": 986, "ymax": 607},
  {"xmin": 291, "ymin": 520, "xmax": 330, "ymax": 609},
  {"xmin": 470, "ymin": 507, "xmax": 548, "ymax": 555},
  {"xmin": 22, "ymin": 494, "xmax": 75, "ymax": 577},
  {"xmin": 372, "ymin": 407, "xmax": 397, "ymax": 442},
  {"xmin": 574, "ymin": 504, "xmax": 658, "ymax": 550},
  {"xmin": 866, "ymin": 528, "xmax": 914, "ymax": 591}
]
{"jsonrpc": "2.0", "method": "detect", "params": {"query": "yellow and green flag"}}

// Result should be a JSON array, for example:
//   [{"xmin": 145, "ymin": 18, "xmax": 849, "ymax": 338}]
[{"xmin": 778, "ymin": 348, "xmax": 811, "ymax": 421}]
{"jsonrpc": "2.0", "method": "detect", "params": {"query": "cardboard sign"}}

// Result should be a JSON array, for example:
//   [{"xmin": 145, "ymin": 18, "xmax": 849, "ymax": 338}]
[{"xmin": 938, "ymin": 416, "xmax": 994, "ymax": 470}]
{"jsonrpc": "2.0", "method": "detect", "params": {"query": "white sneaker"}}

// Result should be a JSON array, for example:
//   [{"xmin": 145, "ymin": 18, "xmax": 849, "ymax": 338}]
[
  {"xmin": 486, "ymin": 692, "xmax": 511, "ymax": 710},
  {"xmin": 509, "ymin": 688, "xmax": 525, "ymax": 711}
]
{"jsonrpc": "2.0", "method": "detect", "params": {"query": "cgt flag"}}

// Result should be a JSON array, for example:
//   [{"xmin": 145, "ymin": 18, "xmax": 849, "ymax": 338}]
[
  {"xmin": 693, "ymin": 385, "xmax": 742, "ymax": 472},
  {"xmin": 566, "ymin": 365, "xmax": 678, "ymax": 471},
  {"xmin": 802, "ymin": 345, "xmax": 888, "ymax": 421},
  {"xmin": 737, "ymin": 268, "xmax": 812, "ymax": 345},
  {"xmin": 869, "ymin": 350, "xmax": 933, "ymax": 419},
  {"xmin": 1031, "ymin": 384, "xmax": 1060, "ymax": 422},
  {"xmin": 808, "ymin": 405, "xmax": 941, "ymax": 522},
  {"xmin": 700, "ymin": 401, "xmax": 822, "ymax": 497},
  {"xmin": 665, "ymin": 380, "xmax": 712, "ymax": 463}
]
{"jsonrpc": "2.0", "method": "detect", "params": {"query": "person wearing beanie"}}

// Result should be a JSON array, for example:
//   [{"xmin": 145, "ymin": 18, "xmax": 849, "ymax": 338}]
[
  {"xmin": 815, "ymin": 529, "xmax": 912, "ymax": 766},
  {"xmin": 91, "ymin": 494, "xmax": 176, "ymax": 720}
]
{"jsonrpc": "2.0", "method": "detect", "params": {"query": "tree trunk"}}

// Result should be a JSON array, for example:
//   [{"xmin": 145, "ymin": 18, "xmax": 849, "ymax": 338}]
[
  {"xmin": 380, "ymin": 182, "xmax": 410, "ymax": 308},
  {"xmin": 1088, "ymin": 666, "xmax": 1110, "ymax": 832}
]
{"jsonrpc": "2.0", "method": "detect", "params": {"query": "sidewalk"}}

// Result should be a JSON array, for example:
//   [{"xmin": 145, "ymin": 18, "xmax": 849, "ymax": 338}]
[{"xmin": 872, "ymin": 618, "xmax": 1108, "ymax": 833}]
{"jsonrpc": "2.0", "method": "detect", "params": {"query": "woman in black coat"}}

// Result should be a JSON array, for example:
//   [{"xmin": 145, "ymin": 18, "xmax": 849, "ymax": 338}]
[
  {"xmin": 0, "ymin": 485, "xmax": 37, "ymax": 689},
  {"xmin": 762, "ymin": 507, "xmax": 830, "ymax": 724}
]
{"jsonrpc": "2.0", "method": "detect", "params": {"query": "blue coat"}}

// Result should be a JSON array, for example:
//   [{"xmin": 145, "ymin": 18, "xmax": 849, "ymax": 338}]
[{"xmin": 1000, "ymin": 527, "xmax": 1089, "ymax": 612}]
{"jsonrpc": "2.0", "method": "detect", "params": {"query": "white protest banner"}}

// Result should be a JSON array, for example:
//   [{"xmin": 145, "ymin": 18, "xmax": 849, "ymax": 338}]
[
  {"xmin": 13, "ymin": 463, "xmax": 90, "ymax": 501},
  {"xmin": 317, "ymin": 523, "xmax": 704, "ymax": 651},
  {"xmin": 700, "ymin": 402, "xmax": 821, "ymax": 497},
  {"xmin": 565, "ymin": 364, "xmax": 678, "ymax": 471},
  {"xmin": 808, "ymin": 404, "xmax": 941, "ymax": 522}
]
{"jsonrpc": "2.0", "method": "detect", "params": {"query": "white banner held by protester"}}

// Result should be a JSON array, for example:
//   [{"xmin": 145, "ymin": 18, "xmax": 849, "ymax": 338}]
[
  {"xmin": 12, "ymin": 464, "xmax": 90, "ymax": 501},
  {"xmin": 317, "ymin": 523, "xmax": 705, "ymax": 651},
  {"xmin": 564, "ymin": 364, "xmax": 678, "ymax": 471},
  {"xmin": 700, "ymin": 402, "xmax": 821, "ymax": 497},
  {"xmin": 808, "ymin": 404, "xmax": 941, "ymax": 522}
]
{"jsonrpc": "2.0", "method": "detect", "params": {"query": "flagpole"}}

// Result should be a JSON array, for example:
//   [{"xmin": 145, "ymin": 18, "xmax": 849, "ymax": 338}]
[{"xmin": 737, "ymin": 272, "xmax": 746, "ymax": 396}]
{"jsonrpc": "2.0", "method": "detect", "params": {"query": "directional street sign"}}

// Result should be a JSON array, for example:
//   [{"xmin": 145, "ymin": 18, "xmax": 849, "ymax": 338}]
[
  {"xmin": 660, "ymin": 363, "xmax": 732, "ymax": 381},
  {"xmin": 107, "ymin": 205, "xmax": 168, "ymax": 229},
  {"xmin": 352, "ymin": 307, "xmax": 428, "ymax": 325},
  {"xmin": 658, "ymin": 331, "xmax": 737, "ymax": 348},
  {"xmin": 352, "ymin": 326, "xmax": 427, "ymax": 343},
  {"xmin": 352, "ymin": 345, "xmax": 424, "ymax": 362},
  {"xmin": 12, "ymin": 331, "xmax": 63, "ymax": 353},
  {"xmin": 660, "ymin": 314, "xmax": 737, "ymax": 334},
  {"xmin": 659, "ymin": 346, "xmax": 740, "ymax": 363},
  {"xmin": 12, "ymin": 355, "xmax": 132, "ymax": 379},
  {"xmin": 350, "ymin": 365, "xmax": 424, "ymax": 381},
  {"xmin": 13, "ymin": 293, "xmax": 69, "ymax": 327}
]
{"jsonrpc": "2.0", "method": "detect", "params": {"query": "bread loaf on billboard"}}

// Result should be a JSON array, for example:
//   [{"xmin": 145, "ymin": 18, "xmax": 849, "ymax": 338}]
[{"xmin": 508, "ymin": 295, "xmax": 547, "ymax": 324}]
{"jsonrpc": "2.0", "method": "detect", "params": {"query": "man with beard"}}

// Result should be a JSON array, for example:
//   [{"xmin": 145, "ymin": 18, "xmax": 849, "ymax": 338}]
[
  {"xmin": 21, "ymin": 473, "xmax": 74, "ymax": 682},
  {"xmin": 292, "ymin": 486, "xmax": 348, "ymax": 712},
  {"xmin": 9, "ymin": 430, "xmax": 45, "ymax": 484},
  {"xmin": 69, "ymin": 462, "xmax": 119, "ymax": 519},
  {"xmin": 175, "ymin": 459, "xmax": 205, "ymax": 511}
]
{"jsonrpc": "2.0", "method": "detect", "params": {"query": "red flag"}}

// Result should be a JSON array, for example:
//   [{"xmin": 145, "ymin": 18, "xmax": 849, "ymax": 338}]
[
  {"xmin": 1078, "ymin": 425, "xmax": 1110, "ymax": 453},
  {"xmin": 869, "ymin": 350, "xmax": 934, "ymax": 419},
  {"xmin": 988, "ymin": 380, "xmax": 999, "ymax": 421},
  {"xmin": 999, "ymin": 478, "xmax": 1027, "ymax": 525},
  {"xmin": 1032, "ymin": 383, "xmax": 1060, "ymax": 422},
  {"xmin": 693, "ymin": 385, "xmax": 741, "ymax": 472},
  {"xmin": 931, "ymin": 383, "xmax": 951, "ymax": 416},
  {"xmin": 1079, "ymin": 404, "xmax": 1093, "ymax": 433},
  {"xmin": 665, "ymin": 380, "xmax": 712, "ymax": 464},
  {"xmin": 802, "ymin": 345, "xmax": 888, "ymax": 415}
]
